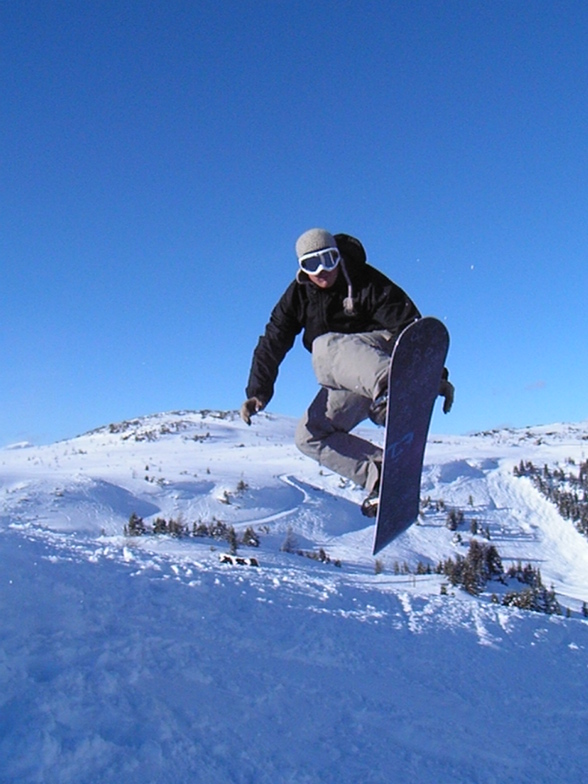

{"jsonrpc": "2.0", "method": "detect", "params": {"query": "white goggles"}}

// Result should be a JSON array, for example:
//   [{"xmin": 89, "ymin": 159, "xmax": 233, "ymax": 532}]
[{"xmin": 298, "ymin": 247, "xmax": 341, "ymax": 275}]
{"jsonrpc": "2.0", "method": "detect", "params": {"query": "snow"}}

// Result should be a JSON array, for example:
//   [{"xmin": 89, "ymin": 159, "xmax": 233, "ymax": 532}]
[{"xmin": 1, "ymin": 410, "xmax": 588, "ymax": 782}]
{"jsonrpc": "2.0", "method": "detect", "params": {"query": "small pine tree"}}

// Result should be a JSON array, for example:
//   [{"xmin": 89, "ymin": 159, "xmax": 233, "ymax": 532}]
[
  {"xmin": 193, "ymin": 521, "xmax": 210, "ymax": 537},
  {"xmin": 153, "ymin": 517, "xmax": 168, "ymax": 534},
  {"xmin": 168, "ymin": 518, "xmax": 185, "ymax": 537},
  {"xmin": 281, "ymin": 528, "xmax": 298, "ymax": 553},
  {"xmin": 209, "ymin": 518, "xmax": 229, "ymax": 540},
  {"xmin": 446, "ymin": 508, "xmax": 464, "ymax": 531},
  {"xmin": 227, "ymin": 526, "xmax": 238, "ymax": 554},
  {"xmin": 242, "ymin": 526, "xmax": 260, "ymax": 547},
  {"xmin": 127, "ymin": 512, "xmax": 146, "ymax": 536},
  {"xmin": 441, "ymin": 540, "xmax": 503, "ymax": 596},
  {"xmin": 502, "ymin": 585, "xmax": 561, "ymax": 615}
]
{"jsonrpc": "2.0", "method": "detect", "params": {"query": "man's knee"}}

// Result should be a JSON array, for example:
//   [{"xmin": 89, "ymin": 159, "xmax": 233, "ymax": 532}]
[
  {"xmin": 311, "ymin": 333, "xmax": 338, "ymax": 388},
  {"xmin": 294, "ymin": 417, "xmax": 319, "ymax": 459}
]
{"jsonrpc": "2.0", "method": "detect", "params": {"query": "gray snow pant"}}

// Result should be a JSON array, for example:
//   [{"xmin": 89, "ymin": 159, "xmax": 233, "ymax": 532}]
[{"xmin": 295, "ymin": 331, "xmax": 394, "ymax": 492}]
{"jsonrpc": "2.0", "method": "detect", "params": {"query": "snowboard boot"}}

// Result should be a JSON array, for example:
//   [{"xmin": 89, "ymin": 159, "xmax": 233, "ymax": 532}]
[
  {"xmin": 361, "ymin": 460, "xmax": 382, "ymax": 517},
  {"xmin": 361, "ymin": 489, "xmax": 379, "ymax": 517},
  {"xmin": 368, "ymin": 393, "xmax": 388, "ymax": 427}
]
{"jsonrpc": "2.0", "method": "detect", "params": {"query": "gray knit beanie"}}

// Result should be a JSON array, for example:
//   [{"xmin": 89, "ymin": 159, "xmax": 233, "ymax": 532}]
[
  {"xmin": 295, "ymin": 228, "xmax": 337, "ymax": 259},
  {"xmin": 294, "ymin": 227, "xmax": 357, "ymax": 316}
]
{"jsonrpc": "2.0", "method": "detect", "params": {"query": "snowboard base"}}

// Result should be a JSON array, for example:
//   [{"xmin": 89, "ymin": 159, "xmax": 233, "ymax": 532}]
[{"xmin": 372, "ymin": 317, "xmax": 449, "ymax": 554}]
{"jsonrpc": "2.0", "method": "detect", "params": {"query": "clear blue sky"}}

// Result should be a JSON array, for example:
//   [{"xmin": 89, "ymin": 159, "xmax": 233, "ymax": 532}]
[{"xmin": 2, "ymin": 0, "xmax": 587, "ymax": 446}]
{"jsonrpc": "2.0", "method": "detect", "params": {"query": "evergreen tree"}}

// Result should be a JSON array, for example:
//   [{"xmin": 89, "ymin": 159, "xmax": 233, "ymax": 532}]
[
  {"xmin": 127, "ymin": 512, "xmax": 146, "ymax": 536},
  {"xmin": 242, "ymin": 526, "xmax": 260, "ymax": 547}
]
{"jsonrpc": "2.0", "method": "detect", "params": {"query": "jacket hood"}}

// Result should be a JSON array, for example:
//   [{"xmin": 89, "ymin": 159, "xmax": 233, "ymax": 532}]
[{"xmin": 334, "ymin": 233, "xmax": 367, "ymax": 274}]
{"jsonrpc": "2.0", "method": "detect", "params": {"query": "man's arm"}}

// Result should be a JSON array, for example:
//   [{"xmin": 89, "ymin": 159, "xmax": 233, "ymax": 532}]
[{"xmin": 241, "ymin": 282, "xmax": 302, "ymax": 422}]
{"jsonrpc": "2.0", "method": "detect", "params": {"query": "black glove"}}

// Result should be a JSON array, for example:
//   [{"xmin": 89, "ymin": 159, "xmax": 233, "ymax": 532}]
[
  {"xmin": 240, "ymin": 396, "xmax": 266, "ymax": 425},
  {"xmin": 439, "ymin": 369, "xmax": 454, "ymax": 414}
]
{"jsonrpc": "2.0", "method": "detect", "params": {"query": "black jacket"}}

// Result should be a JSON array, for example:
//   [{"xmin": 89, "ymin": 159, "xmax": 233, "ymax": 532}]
[{"xmin": 245, "ymin": 235, "xmax": 420, "ymax": 404}]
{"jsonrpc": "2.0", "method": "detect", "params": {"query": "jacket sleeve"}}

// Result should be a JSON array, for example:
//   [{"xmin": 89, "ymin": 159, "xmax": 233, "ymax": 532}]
[{"xmin": 245, "ymin": 282, "xmax": 302, "ymax": 404}]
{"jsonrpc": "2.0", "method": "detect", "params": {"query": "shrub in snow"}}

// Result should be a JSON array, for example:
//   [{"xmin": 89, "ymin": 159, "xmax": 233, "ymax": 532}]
[
  {"xmin": 446, "ymin": 508, "xmax": 465, "ymax": 531},
  {"xmin": 280, "ymin": 528, "xmax": 299, "ymax": 553},
  {"xmin": 153, "ymin": 517, "xmax": 168, "ymax": 534},
  {"xmin": 502, "ymin": 585, "xmax": 561, "ymax": 615},
  {"xmin": 242, "ymin": 526, "xmax": 260, "ymax": 547},
  {"xmin": 125, "ymin": 514, "xmax": 250, "ymax": 551},
  {"xmin": 438, "ymin": 539, "xmax": 563, "ymax": 615},
  {"xmin": 125, "ymin": 512, "xmax": 147, "ymax": 536},
  {"xmin": 506, "ymin": 561, "xmax": 543, "ymax": 587},
  {"xmin": 439, "ymin": 540, "xmax": 503, "ymax": 596}
]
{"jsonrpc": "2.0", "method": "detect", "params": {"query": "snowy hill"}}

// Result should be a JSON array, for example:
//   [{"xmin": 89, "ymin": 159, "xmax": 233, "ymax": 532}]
[{"xmin": 1, "ymin": 410, "xmax": 588, "ymax": 783}]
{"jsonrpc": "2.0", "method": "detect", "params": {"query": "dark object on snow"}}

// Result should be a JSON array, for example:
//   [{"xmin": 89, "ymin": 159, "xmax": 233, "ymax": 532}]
[{"xmin": 219, "ymin": 553, "xmax": 259, "ymax": 567}]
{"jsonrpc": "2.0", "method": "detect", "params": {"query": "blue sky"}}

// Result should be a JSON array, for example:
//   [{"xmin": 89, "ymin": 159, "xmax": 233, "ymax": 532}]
[{"xmin": 2, "ymin": 0, "xmax": 587, "ymax": 446}]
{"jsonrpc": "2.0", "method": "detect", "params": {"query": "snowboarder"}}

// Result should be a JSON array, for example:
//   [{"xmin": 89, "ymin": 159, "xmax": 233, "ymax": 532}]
[{"xmin": 240, "ymin": 228, "xmax": 454, "ymax": 514}]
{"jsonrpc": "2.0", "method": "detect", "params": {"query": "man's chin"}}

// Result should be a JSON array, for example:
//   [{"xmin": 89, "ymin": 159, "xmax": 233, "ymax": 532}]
[{"xmin": 309, "ymin": 270, "xmax": 338, "ymax": 288}]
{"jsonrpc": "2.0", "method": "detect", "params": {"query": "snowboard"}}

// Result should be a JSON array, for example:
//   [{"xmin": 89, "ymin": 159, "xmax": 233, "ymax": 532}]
[{"xmin": 372, "ymin": 317, "xmax": 450, "ymax": 555}]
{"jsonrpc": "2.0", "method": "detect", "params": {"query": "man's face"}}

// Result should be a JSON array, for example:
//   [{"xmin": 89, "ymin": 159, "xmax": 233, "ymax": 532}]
[{"xmin": 308, "ymin": 266, "xmax": 339, "ymax": 289}]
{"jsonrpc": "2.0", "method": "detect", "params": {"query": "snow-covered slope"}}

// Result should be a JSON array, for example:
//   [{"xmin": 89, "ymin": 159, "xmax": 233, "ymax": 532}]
[{"xmin": 1, "ymin": 411, "xmax": 588, "ymax": 783}]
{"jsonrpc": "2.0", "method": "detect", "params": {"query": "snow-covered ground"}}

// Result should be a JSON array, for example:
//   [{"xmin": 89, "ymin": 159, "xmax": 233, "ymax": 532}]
[{"xmin": 1, "ymin": 410, "xmax": 588, "ymax": 783}]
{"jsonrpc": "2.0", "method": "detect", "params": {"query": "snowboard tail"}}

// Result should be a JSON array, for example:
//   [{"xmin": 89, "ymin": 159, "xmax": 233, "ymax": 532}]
[{"xmin": 372, "ymin": 317, "xmax": 449, "ymax": 555}]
